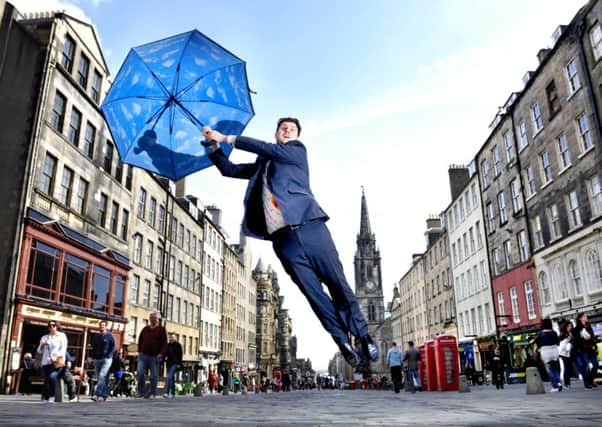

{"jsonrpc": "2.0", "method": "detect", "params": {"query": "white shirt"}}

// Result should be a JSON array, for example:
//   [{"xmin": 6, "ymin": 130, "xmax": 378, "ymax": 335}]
[
  {"xmin": 261, "ymin": 161, "xmax": 286, "ymax": 234},
  {"xmin": 37, "ymin": 332, "xmax": 67, "ymax": 366}
]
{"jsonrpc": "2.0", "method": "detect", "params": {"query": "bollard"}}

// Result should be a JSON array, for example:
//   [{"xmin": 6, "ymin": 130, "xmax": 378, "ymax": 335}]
[
  {"xmin": 458, "ymin": 375, "xmax": 471, "ymax": 393},
  {"xmin": 525, "ymin": 367, "xmax": 545, "ymax": 395},
  {"xmin": 55, "ymin": 378, "xmax": 64, "ymax": 402}
]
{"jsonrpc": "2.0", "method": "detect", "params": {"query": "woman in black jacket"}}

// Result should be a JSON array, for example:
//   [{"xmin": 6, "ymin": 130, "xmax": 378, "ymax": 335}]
[
  {"xmin": 164, "ymin": 333, "xmax": 183, "ymax": 399},
  {"xmin": 573, "ymin": 313, "xmax": 598, "ymax": 389}
]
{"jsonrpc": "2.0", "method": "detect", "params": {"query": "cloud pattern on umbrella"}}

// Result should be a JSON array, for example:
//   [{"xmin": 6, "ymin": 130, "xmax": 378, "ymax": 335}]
[{"xmin": 101, "ymin": 30, "xmax": 254, "ymax": 181}]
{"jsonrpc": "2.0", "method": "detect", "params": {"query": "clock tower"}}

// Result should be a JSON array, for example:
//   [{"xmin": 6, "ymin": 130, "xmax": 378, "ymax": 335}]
[{"xmin": 354, "ymin": 188, "xmax": 384, "ymax": 336}]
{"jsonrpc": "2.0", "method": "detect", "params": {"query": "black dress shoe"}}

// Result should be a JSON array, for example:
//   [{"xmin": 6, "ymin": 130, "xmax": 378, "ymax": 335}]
[
  {"xmin": 339, "ymin": 342, "xmax": 360, "ymax": 367},
  {"xmin": 361, "ymin": 336, "xmax": 379, "ymax": 362}
]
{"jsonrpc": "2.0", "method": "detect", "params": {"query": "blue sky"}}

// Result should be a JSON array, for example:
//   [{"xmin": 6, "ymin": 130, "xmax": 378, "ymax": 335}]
[{"xmin": 14, "ymin": 0, "xmax": 586, "ymax": 370}]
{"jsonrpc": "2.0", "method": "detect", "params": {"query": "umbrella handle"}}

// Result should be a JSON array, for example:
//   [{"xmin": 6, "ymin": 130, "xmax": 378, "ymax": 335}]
[{"xmin": 200, "ymin": 139, "xmax": 217, "ymax": 147}]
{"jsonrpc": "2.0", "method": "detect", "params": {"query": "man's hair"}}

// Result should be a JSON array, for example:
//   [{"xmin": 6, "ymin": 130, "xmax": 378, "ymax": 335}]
[
  {"xmin": 408, "ymin": 340, "xmax": 414, "ymax": 347},
  {"xmin": 391, "ymin": 342, "xmax": 397, "ymax": 346},
  {"xmin": 277, "ymin": 117, "xmax": 301, "ymax": 135}
]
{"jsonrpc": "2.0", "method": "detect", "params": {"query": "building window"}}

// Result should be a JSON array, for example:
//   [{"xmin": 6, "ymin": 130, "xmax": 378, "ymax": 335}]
[
  {"xmin": 567, "ymin": 190, "xmax": 582, "ymax": 229},
  {"xmin": 57, "ymin": 167, "xmax": 74, "ymax": 206},
  {"xmin": 152, "ymin": 285, "xmax": 160, "ymax": 309},
  {"xmin": 130, "ymin": 274, "xmax": 139, "ymax": 304},
  {"xmin": 176, "ymin": 261, "xmax": 183, "ymax": 285},
  {"xmin": 95, "ymin": 193, "xmax": 108, "ymax": 227},
  {"xmin": 487, "ymin": 202, "xmax": 496, "ymax": 233},
  {"xmin": 497, "ymin": 191, "xmax": 507, "ymax": 224},
  {"xmin": 493, "ymin": 248, "xmax": 501, "ymax": 275},
  {"xmin": 480, "ymin": 260, "xmax": 487, "ymax": 290},
  {"xmin": 503, "ymin": 240, "xmax": 513, "ymax": 269},
  {"xmin": 531, "ymin": 102, "xmax": 544, "ymax": 134},
  {"xmin": 518, "ymin": 119, "xmax": 528, "ymax": 150},
  {"xmin": 531, "ymin": 216, "xmax": 544, "ymax": 248},
  {"xmin": 547, "ymin": 204, "xmax": 562, "ymax": 240},
  {"xmin": 103, "ymin": 140, "xmax": 113, "ymax": 174},
  {"xmin": 77, "ymin": 53, "xmax": 90, "ymax": 88},
  {"xmin": 67, "ymin": 108, "xmax": 82, "ymax": 146},
  {"xmin": 510, "ymin": 178, "xmax": 522, "ymax": 213},
  {"xmin": 497, "ymin": 292, "xmax": 507, "ymax": 326},
  {"xmin": 158, "ymin": 205, "xmax": 166, "ymax": 232},
  {"xmin": 91, "ymin": 70, "xmax": 102, "ymax": 103},
  {"xmin": 587, "ymin": 175, "xmax": 602, "ymax": 217},
  {"xmin": 577, "ymin": 113, "xmax": 593, "ymax": 152},
  {"xmin": 178, "ymin": 223, "xmax": 184, "ymax": 248},
  {"xmin": 481, "ymin": 159, "xmax": 491, "ymax": 187},
  {"xmin": 504, "ymin": 130, "xmax": 515, "ymax": 163},
  {"xmin": 492, "ymin": 146, "xmax": 502, "ymax": 176},
  {"xmin": 584, "ymin": 249, "xmax": 602, "ymax": 292},
  {"xmin": 142, "ymin": 279, "xmax": 151, "ymax": 307},
  {"xmin": 121, "ymin": 209, "xmax": 129, "ymax": 240},
  {"xmin": 525, "ymin": 165, "xmax": 537, "ymax": 197},
  {"xmin": 476, "ymin": 220, "xmax": 483, "ymax": 248},
  {"xmin": 568, "ymin": 260, "xmax": 582, "ymax": 296},
  {"xmin": 74, "ymin": 177, "xmax": 88, "ymax": 215},
  {"xmin": 170, "ymin": 217, "xmax": 177, "ymax": 242},
  {"xmin": 538, "ymin": 272, "xmax": 551, "ymax": 305},
  {"xmin": 115, "ymin": 161, "xmax": 123, "ymax": 183},
  {"xmin": 510, "ymin": 287, "xmax": 520, "ymax": 323},
  {"xmin": 149, "ymin": 197, "xmax": 157, "ymax": 227},
  {"xmin": 546, "ymin": 80, "xmax": 561, "ymax": 116},
  {"xmin": 169, "ymin": 255, "xmax": 175, "ymax": 281},
  {"xmin": 552, "ymin": 263, "xmax": 568, "ymax": 301},
  {"xmin": 60, "ymin": 34, "xmax": 75, "ymax": 71},
  {"xmin": 156, "ymin": 247, "xmax": 163, "ymax": 275},
  {"xmin": 50, "ymin": 91, "xmax": 67, "ymax": 132},
  {"xmin": 524, "ymin": 281, "xmax": 536, "ymax": 320},
  {"xmin": 469, "ymin": 227, "xmax": 475, "ymax": 254},
  {"xmin": 138, "ymin": 188, "xmax": 147, "ymax": 219},
  {"xmin": 590, "ymin": 23, "xmax": 602, "ymax": 61},
  {"xmin": 125, "ymin": 165, "xmax": 133, "ymax": 190},
  {"xmin": 517, "ymin": 230, "xmax": 529, "ymax": 262},
  {"xmin": 540, "ymin": 151, "xmax": 553, "ymax": 184},
  {"xmin": 133, "ymin": 234, "xmax": 142, "ymax": 264},
  {"xmin": 566, "ymin": 60, "xmax": 581, "ymax": 94},
  {"xmin": 557, "ymin": 134, "xmax": 571, "ymax": 169},
  {"xmin": 109, "ymin": 201, "xmax": 119, "ymax": 235},
  {"xmin": 82, "ymin": 122, "xmax": 95, "ymax": 159}
]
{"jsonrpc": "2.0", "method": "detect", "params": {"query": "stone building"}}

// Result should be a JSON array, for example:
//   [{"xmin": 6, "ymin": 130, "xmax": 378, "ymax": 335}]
[
  {"xmin": 423, "ymin": 218, "xmax": 456, "ymax": 340},
  {"xmin": 220, "ymin": 235, "xmax": 237, "ymax": 368},
  {"xmin": 443, "ymin": 166, "xmax": 496, "ymax": 371},
  {"xmin": 0, "ymin": 6, "xmax": 133, "ymax": 390},
  {"xmin": 515, "ymin": 0, "xmax": 602, "ymax": 329},
  {"xmin": 277, "ymin": 299, "xmax": 292, "ymax": 372},
  {"xmin": 354, "ymin": 189, "xmax": 391, "ymax": 375},
  {"xmin": 398, "ymin": 255, "xmax": 428, "ymax": 347},
  {"xmin": 253, "ymin": 260, "xmax": 279, "ymax": 378}
]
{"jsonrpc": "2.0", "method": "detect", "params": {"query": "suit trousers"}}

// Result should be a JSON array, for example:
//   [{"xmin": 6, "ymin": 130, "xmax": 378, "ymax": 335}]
[{"xmin": 271, "ymin": 220, "xmax": 369, "ymax": 345}]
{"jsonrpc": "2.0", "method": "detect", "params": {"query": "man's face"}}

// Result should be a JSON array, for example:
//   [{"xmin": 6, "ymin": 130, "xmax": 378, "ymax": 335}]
[
  {"xmin": 100, "ymin": 322, "xmax": 107, "ymax": 332},
  {"xmin": 169, "ymin": 334, "xmax": 176, "ymax": 343},
  {"xmin": 149, "ymin": 314, "xmax": 159, "ymax": 326},
  {"xmin": 275, "ymin": 121, "xmax": 299, "ymax": 144}
]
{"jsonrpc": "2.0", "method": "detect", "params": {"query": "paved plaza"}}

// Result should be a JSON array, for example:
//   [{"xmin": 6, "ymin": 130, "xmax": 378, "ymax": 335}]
[{"xmin": 0, "ymin": 384, "xmax": 601, "ymax": 426}]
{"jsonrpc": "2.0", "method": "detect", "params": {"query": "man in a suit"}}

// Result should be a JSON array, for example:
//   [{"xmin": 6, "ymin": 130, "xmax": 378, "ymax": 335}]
[{"xmin": 202, "ymin": 118, "xmax": 378, "ymax": 368}]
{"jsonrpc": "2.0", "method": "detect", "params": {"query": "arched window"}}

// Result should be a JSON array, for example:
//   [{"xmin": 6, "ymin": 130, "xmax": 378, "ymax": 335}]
[
  {"xmin": 568, "ymin": 260, "xmax": 582, "ymax": 295},
  {"xmin": 538, "ymin": 272, "xmax": 551, "ymax": 304},
  {"xmin": 584, "ymin": 249, "xmax": 602, "ymax": 292},
  {"xmin": 552, "ymin": 263, "xmax": 568, "ymax": 301},
  {"xmin": 368, "ymin": 304, "xmax": 376, "ymax": 321}
]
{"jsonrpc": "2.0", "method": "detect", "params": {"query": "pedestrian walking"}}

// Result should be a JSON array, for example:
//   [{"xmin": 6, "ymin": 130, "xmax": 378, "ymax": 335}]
[
  {"xmin": 57, "ymin": 351, "xmax": 78, "ymax": 402},
  {"xmin": 90, "ymin": 320, "xmax": 116, "ymax": 401},
  {"xmin": 136, "ymin": 312, "xmax": 167, "ymax": 398},
  {"xmin": 37, "ymin": 320, "xmax": 67, "ymax": 403},
  {"xmin": 573, "ymin": 313, "xmax": 599, "ymax": 390},
  {"xmin": 164, "ymin": 333, "xmax": 182, "ymax": 399},
  {"xmin": 203, "ymin": 119, "xmax": 379, "ymax": 368},
  {"xmin": 558, "ymin": 320, "xmax": 575, "ymax": 388},
  {"xmin": 490, "ymin": 345, "xmax": 505, "ymax": 390},
  {"xmin": 403, "ymin": 341, "xmax": 421, "ymax": 394},
  {"xmin": 534, "ymin": 318, "xmax": 562, "ymax": 392},
  {"xmin": 209, "ymin": 370, "xmax": 218, "ymax": 394},
  {"xmin": 386, "ymin": 342, "xmax": 403, "ymax": 393}
]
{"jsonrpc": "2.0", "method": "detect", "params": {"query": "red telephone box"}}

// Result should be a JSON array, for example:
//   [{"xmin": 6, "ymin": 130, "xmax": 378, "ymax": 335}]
[
  {"xmin": 434, "ymin": 335, "xmax": 460, "ymax": 391},
  {"xmin": 424, "ymin": 340, "xmax": 437, "ymax": 391}
]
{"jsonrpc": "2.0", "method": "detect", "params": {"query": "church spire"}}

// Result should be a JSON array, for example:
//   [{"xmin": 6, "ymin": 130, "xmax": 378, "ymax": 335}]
[{"xmin": 359, "ymin": 186, "xmax": 372, "ymax": 238}]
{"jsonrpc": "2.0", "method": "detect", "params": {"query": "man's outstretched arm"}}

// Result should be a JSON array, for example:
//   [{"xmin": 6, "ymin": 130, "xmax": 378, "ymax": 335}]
[{"xmin": 207, "ymin": 145, "xmax": 259, "ymax": 179}]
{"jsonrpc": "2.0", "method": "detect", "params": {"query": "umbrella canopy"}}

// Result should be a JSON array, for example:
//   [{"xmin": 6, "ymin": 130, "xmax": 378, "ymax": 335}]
[{"xmin": 101, "ymin": 30, "xmax": 255, "ymax": 181}]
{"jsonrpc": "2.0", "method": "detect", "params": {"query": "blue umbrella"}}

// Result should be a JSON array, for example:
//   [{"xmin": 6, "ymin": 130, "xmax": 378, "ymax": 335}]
[{"xmin": 101, "ymin": 30, "xmax": 255, "ymax": 181}]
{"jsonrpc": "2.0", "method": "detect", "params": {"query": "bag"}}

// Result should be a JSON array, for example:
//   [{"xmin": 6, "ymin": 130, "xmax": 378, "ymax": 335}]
[
  {"xmin": 580, "ymin": 328, "xmax": 591, "ymax": 341},
  {"xmin": 33, "ymin": 352, "xmax": 43, "ymax": 370},
  {"xmin": 53, "ymin": 356, "xmax": 65, "ymax": 369}
]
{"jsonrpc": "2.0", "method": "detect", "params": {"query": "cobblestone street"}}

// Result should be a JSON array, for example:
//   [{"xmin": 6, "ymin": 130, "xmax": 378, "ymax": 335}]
[{"xmin": 0, "ymin": 384, "xmax": 601, "ymax": 426}]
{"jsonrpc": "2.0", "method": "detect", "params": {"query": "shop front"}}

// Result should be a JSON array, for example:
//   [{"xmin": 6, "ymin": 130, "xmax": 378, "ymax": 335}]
[{"xmin": 6, "ymin": 211, "xmax": 130, "ymax": 394}]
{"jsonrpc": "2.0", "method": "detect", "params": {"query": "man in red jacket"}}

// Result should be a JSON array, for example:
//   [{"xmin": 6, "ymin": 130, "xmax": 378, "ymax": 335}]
[{"xmin": 137, "ymin": 312, "xmax": 167, "ymax": 398}]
